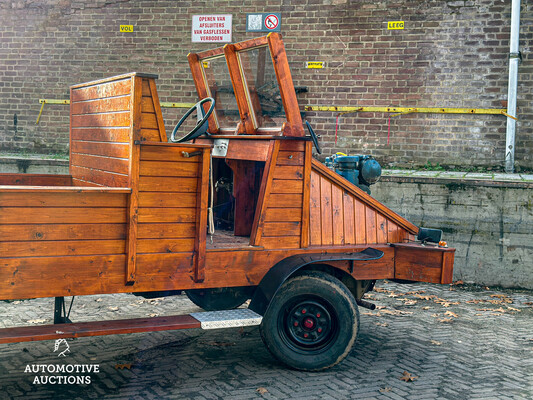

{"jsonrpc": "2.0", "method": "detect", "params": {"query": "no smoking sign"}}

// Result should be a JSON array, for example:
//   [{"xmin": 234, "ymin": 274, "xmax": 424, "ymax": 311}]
[{"xmin": 246, "ymin": 13, "xmax": 281, "ymax": 32}]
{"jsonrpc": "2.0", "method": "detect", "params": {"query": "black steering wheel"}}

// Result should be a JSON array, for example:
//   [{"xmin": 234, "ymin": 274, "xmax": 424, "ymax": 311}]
[{"xmin": 170, "ymin": 97, "xmax": 215, "ymax": 143}]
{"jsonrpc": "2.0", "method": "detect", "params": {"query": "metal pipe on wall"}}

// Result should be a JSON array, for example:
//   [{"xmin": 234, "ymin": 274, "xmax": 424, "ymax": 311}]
[{"xmin": 505, "ymin": 0, "xmax": 521, "ymax": 173}]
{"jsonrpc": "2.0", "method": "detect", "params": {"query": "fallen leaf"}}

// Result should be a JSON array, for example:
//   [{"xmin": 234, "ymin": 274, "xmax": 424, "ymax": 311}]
[
  {"xmin": 379, "ymin": 387, "xmax": 392, "ymax": 393},
  {"xmin": 95, "ymin": 298, "xmax": 103, "ymax": 302},
  {"xmin": 403, "ymin": 300, "xmax": 418, "ymax": 306},
  {"xmin": 256, "ymin": 387, "xmax": 268, "ymax": 395},
  {"xmin": 149, "ymin": 313, "xmax": 159, "ymax": 317},
  {"xmin": 376, "ymin": 322, "xmax": 388, "ymax": 327},
  {"xmin": 108, "ymin": 306, "xmax": 119, "ymax": 311},
  {"xmin": 400, "ymin": 370, "xmax": 418, "ymax": 382},
  {"xmin": 376, "ymin": 305, "xmax": 387, "ymax": 310},
  {"xmin": 453, "ymin": 280, "xmax": 464, "ymax": 285},
  {"xmin": 431, "ymin": 314, "xmax": 440, "ymax": 318},
  {"xmin": 445, "ymin": 311, "xmax": 458, "ymax": 318},
  {"xmin": 422, "ymin": 306, "xmax": 430, "ymax": 310},
  {"xmin": 28, "ymin": 319, "xmax": 47, "ymax": 324},
  {"xmin": 13, "ymin": 300, "xmax": 21, "ymax": 304},
  {"xmin": 524, "ymin": 302, "xmax": 533, "ymax": 306},
  {"xmin": 438, "ymin": 318, "xmax": 453, "ymax": 323},
  {"xmin": 406, "ymin": 290, "xmax": 425, "ymax": 295},
  {"xmin": 506, "ymin": 306, "xmax": 520, "ymax": 312},
  {"xmin": 430, "ymin": 340, "xmax": 442, "ymax": 346},
  {"xmin": 115, "ymin": 363, "xmax": 132, "ymax": 370}
]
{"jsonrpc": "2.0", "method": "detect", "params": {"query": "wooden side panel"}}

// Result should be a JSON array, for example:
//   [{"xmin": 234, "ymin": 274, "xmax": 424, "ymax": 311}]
[
  {"xmin": 258, "ymin": 141, "xmax": 304, "ymax": 249},
  {"xmin": 309, "ymin": 162, "xmax": 418, "ymax": 246},
  {"xmin": 0, "ymin": 174, "xmax": 72, "ymax": 186},
  {"xmin": 70, "ymin": 76, "xmax": 133, "ymax": 187},
  {"xmin": 139, "ymin": 79, "xmax": 166, "ymax": 142},
  {"xmin": 394, "ymin": 245, "xmax": 455, "ymax": 284}
]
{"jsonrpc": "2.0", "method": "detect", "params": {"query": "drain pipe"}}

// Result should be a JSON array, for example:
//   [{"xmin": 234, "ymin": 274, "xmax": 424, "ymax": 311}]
[{"xmin": 505, "ymin": 0, "xmax": 521, "ymax": 173}]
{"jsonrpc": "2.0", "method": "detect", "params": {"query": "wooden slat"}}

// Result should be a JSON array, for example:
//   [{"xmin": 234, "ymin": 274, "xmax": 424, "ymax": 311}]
[
  {"xmin": 343, "ymin": 192, "xmax": 355, "ymax": 245},
  {"xmin": 137, "ymin": 238, "xmax": 195, "ymax": 253},
  {"xmin": 138, "ymin": 208, "xmax": 196, "ymax": 223},
  {"xmin": 262, "ymin": 222, "xmax": 301, "ymax": 237},
  {"xmin": 394, "ymin": 246, "xmax": 443, "ymax": 283},
  {"xmin": 138, "ymin": 177, "xmax": 198, "ymax": 192},
  {"xmin": 441, "ymin": 251, "xmax": 455, "ymax": 284},
  {"xmin": 355, "ymin": 200, "xmax": 366, "ymax": 244},
  {"xmin": 139, "ymin": 161, "xmax": 199, "ymax": 177},
  {"xmin": 377, "ymin": 213, "xmax": 388, "ymax": 243},
  {"xmin": 71, "ymin": 96, "xmax": 130, "ymax": 115},
  {"xmin": 70, "ymin": 166, "xmax": 129, "ymax": 188},
  {"xmin": 387, "ymin": 222, "xmax": 399, "ymax": 243},
  {"xmin": 271, "ymin": 179, "xmax": 303, "ymax": 194},
  {"xmin": 268, "ymin": 193, "xmax": 303, "ymax": 208},
  {"xmin": 71, "ymin": 127, "xmax": 130, "ymax": 143},
  {"xmin": 366, "ymin": 207, "xmax": 377, "ymax": 244},
  {"xmin": 0, "ymin": 174, "xmax": 72, "ymax": 186},
  {"xmin": 0, "ymin": 191, "xmax": 128, "ymax": 207},
  {"xmin": 141, "ymin": 96, "xmax": 156, "ymax": 113},
  {"xmin": 264, "ymin": 208, "xmax": 302, "ymax": 222},
  {"xmin": 261, "ymin": 236, "xmax": 301, "ymax": 249},
  {"xmin": 137, "ymin": 223, "xmax": 196, "ymax": 239},
  {"xmin": 320, "ymin": 177, "xmax": 333, "ymax": 246},
  {"xmin": 138, "ymin": 192, "xmax": 197, "ymax": 208},
  {"xmin": 278, "ymin": 140, "xmax": 305, "ymax": 152},
  {"xmin": 140, "ymin": 129, "xmax": 162, "ymax": 141},
  {"xmin": 71, "ymin": 112, "xmax": 131, "ymax": 128},
  {"xmin": 224, "ymin": 140, "xmax": 271, "ymax": 162},
  {"xmin": 140, "ymin": 145, "xmax": 202, "ymax": 162},
  {"xmin": 0, "ymin": 240, "xmax": 125, "ymax": 258},
  {"xmin": 141, "ymin": 113, "xmax": 158, "ymax": 129},
  {"xmin": 331, "ymin": 184, "xmax": 344, "ymax": 245},
  {"xmin": 71, "ymin": 141, "xmax": 130, "ymax": 159},
  {"xmin": 300, "ymin": 141, "xmax": 312, "ymax": 248},
  {"xmin": 0, "ymin": 224, "xmax": 126, "ymax": 242},
  {"xmin": 0, "ymin": 314, "xmax": 200, "ymax": 344},
  {"xmin": 70, "ymin": 153, "xmax": 129, "ymax": 175},
  {"xmin": 309, "ymin": 171, "xmax": 322, "ymax": 246},
  {"xmin": 0, "ymin": 208, "xmax": 127, "ymax": 224},
  {"xmin": 71, "ymin": 79, "xmax": 131, "ymax": 102},
  {"xmin": 148, "ymin": 79, "xmax": 167, "ymax": 142},
  {"xmin": 273, "ymin": 165, "xmax": 303, "ymax": 180},
  {"xmin": 142, "ymin": 80, "xmax": 151, "ymax": 96},
  {"xmin": 194, "ymin": 148, "xmax": 210, "ymax": 282},
  {"xmin": 277, "ymin": 151, "xmax": 304, "ymax": 166}
]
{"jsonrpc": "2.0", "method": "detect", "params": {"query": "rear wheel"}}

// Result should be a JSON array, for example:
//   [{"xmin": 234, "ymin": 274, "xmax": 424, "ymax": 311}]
[
  {"xmin": 260, "ymin": 271, "xmax": 359, "ymax": 371},
  {"xmin": 185, "ymin": 286, "xmax": 254, "ymax": 311}
]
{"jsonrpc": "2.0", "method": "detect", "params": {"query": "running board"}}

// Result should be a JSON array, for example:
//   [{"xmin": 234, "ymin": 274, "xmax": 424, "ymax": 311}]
[{"xmin": 0, "ymin": 309, "xmax": 263, "ymax": 344}]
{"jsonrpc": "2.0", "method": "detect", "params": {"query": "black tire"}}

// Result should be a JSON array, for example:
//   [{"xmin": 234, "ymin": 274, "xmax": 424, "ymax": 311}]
[
  {"xmin": 260, "ymin": 271, "xmax": 359, "ymax": 371},
  {"xmin": 185, "ymin": 286, "xmax": 254, "ymax": 311}
]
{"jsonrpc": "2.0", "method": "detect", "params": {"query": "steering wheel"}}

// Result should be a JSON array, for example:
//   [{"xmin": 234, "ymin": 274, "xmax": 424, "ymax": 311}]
[
  {"xmin": 305, "ymin": 121, "xmax": 322, "ymax": 154},
  {"xmin": 170, "ymin": 97, "xmax": 215, "ymax": 143}
]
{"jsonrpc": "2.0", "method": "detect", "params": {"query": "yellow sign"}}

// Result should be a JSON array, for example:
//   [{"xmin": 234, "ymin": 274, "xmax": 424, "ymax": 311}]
[
  {"xmin": 306, "ymin": 61, "xmax": 324, "ymax": 69},
  {"xmin": 388, "ymin": 21, "xmax": 404, "ymax": 30},
  {"xmin": 120, "ymin": 25, "xmax": 134, "ymax": 33},
  {"xmin": 202, "ymin": 61, "xmax": 210, "ymax": 69}
]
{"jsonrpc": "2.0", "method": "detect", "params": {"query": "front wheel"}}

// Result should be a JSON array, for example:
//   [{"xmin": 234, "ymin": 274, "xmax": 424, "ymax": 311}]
[{"xmin": 260, "ymin": 271, "xmax": 359, "ymax": 371}]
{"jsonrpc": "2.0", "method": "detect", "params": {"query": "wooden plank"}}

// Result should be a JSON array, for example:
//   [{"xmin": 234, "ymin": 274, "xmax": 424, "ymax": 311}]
[
  {"xmin": 71, "ymin": 96, "xmax": 130, "ymax": 115},
  {"xmin": 331, "ymin": 184, "xmax": 344, "ymax": 245},
  {"xmin": 355, "ymin": 200, "xmax": 366, "ymax": 244},
  {"xmin": 264, "ymin": 207, "xmax": 301, "ymax": 222},
  {"xmin": 225, "ymin": 140, "xmax": 271, "ymax": 161},
  {"xmin": 387, "ymin": 222, "xmax": 399, "ymax": 243},
  {"xmin": 0, "ymin": 208, "xmax": 127, "ymax": 224},
  {"xmin": 278, "ymin": 141, "xmax": 305, "ymax": 152},
  {"xmin": 71, "ymin": 79, "xmax": 131, "ymax": 102},
  {"xmin": 140, "ymin": 145, "xmax": 202, "ymax": 162},
  {"xmin": 138, "ymin": 177, "xmax": 198, "ymax": 192},
  {"xmin": 226, "ymin": 160, "xmax": 258, "ymax": 237},
  {"xmin": 138, "ymin": 208, "xmax": 196, "ymax": 223},
  {"xmin": 70, "ymin": 153, "xmax": 129, "ymax": 175},
  {"xmin": 140, "ymin": 129, "xmax": 162, "ymax": 141},
  {"xmin": 70, "ymin": 165, "xmax": 129, "ymax": 188},
  {"xmin": 0, "ymin": 191, "xmax": 128, "ymax": 207},
  {"xmin": 0, "ymin": 224, "xmax": 126, "ymax": 242},
  {"xmin": 71, "ymin": 112, "xmax": 131, "ymax": 128},
  {"xmin": 139, "ymin": 160, "xmax": 199, "ymax": 177},
  {"xmin": 343, "ymin": 191, "xmax": 355, "ymax": 245},
  {"xmin": 137, "ymin": 238, "xmax": 195, "ymax": 253},
  {"xmin": 188, "ymin": 52, "xmax": 219, "ymax": 134},
  {"xmin": 148, "ymin": 78, "xmax": 167, "ymax": 142},
  {"xmin": 441, "ymin": 251, "xmax": 455, "ymax": 284},
  {"xmin": 260, "ymin": 236, "xmax": 301, "ymax": 249},
  {"xmin": 394, "ymin": 246, "xmax": 443, "ymax": 283},
  {"xmin": 72, "ymin": 178, "xmax": 102, "ymax": 187},
  {"xmin": 138, "ymin": 192, "xmax": 197, "ymax": 208},
  {"xmin": 262, "ymin": 222, "xmax": 301, "ymax": 237},
  {"xmin": 365, "ymin": 207, "xmax": 377, "ymax": 244},
  {"xmin": 376, "ymin": 213, "xmax": 388, "ymax": 243},
  {"xmin": 71, "ymin": 141, "xmax": 130, "ymax": 159},
  {"xmin": 141, "ymin": 96, "xmax": 156, "ymax": 113},
  {"xmin": 141, "ymin": 113, "xmax": 158, "ymax": 129},
  {"xmin": 300, "ymin": 141, "xmax": 312, "ymax": 248},
  {"xmin": 71, "ymin": 127, "xmax": 130, "ymax": 143},
  {"xmin": 309, "ymin": 171, "xmax": 322, "ymax": 246},
  {"xmin": 194, "ymin": 148, "xmax": 210, "ymax": 282},
  {"xmin": 0, "ymin": 174, "xmax": 72, "ymax": 186},
  {"xmin": 0, "ymin": 315, "xmax": 200, "ymax": 344},
  {"xmin": 271, "ymin": 179, "xmax": 303, "ymax": 194},
  {"xmin": 273, "ymin": 165, "xmax": 303, "ymax": 180},
  {"xmin": 233, "ymin": 36, "xmax": 269, "ymax": 51},
  {"xmin": 0, "ymin": 186, "xmax": 129, "ymax": 193},
  {"xmin": 138, "ymin": 223, "xmax": 196, "ymax": 239},
  {"xmin": 277, "ymin": 151, "xmax": 304, "ymax": 166},
  {"xmin": 142, "ymin": 79, "xmax": 151, "ymax": 96},
  {"xmin": 268, "ymin": 193, "xmax": 303, "ymax": 208},
  {"xmin": 0, "ymin": 240, "xmax": 125, "ymax": 258},
  {"xmin": 320, "ymin": 177, "xmax": 333, "ymax": 246}
]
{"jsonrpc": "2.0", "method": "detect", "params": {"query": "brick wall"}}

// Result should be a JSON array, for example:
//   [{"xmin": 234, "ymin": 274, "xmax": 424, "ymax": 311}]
[{"xmin": 0, "ymin": 0, "xmax": 531, "ymax": 170}]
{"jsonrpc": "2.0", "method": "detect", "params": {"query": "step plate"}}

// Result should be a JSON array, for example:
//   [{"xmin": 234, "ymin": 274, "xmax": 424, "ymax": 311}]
[{"xmin": 190, "ymin": 309, "xmax": 262, "ymax": 330}]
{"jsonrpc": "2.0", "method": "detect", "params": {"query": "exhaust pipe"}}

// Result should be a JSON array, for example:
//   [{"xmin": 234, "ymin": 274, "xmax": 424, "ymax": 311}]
[{"xmin": 356, "ymin": 298, "xmax": 376, "ymax": 310}]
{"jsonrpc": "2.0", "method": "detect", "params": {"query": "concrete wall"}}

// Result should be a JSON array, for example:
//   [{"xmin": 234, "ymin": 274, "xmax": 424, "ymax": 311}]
[
  {"xmin": 0, "ymin": 1, "xmax": 532, "ymax": 170},
  {"xmin": 373, "ymin": 176, "xmax": 533, "ymax": 289}
]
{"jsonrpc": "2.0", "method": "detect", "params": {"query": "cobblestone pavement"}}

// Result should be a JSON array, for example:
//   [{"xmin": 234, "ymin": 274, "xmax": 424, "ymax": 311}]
[{"xmin": 1, "ymin": 281, "xmax": 532, "ymax": 400}]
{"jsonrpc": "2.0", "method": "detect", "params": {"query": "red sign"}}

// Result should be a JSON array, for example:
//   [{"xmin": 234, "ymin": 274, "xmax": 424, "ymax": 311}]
[{"xmin": 264, "ymin": 14, "xmax": 279, "ymax": 30}]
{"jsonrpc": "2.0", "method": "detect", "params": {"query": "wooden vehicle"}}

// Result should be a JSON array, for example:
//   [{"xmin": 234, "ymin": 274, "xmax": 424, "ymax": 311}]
[{"xmin": 0, "ymin": 33, "xmax": 454, "ymax": 371}]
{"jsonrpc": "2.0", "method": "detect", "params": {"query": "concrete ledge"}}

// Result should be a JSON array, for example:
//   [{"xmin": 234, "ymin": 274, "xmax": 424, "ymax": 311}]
[{"xmin": 0, "ymin": 156, "xmax": 68, "ymax": 175}]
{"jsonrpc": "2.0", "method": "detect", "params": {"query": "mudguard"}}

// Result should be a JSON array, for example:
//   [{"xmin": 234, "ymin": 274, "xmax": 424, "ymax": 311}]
[{"xmin": 248, "ymin": 248, "xmax": 384, "ymax": 316}]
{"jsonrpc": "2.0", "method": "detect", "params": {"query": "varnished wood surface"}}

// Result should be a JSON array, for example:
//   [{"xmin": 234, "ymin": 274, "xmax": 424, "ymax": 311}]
[{"xmin": 0, "ymin": 174, "xmax": 72, "ymax": 186}]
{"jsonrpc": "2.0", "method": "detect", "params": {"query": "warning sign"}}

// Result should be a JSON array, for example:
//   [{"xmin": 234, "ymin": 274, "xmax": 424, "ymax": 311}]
[
  {"xmin": 246, "ymin": 13, "xmax": 281, "ymax": 32},
  {"xmin": 192, "ymin": 15, "xmax": 232, "ymax": 43}
]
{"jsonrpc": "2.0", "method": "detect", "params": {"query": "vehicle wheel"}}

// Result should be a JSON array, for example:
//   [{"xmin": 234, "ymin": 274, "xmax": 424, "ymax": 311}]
[
  {"xmin": 260, "ymin": 271, "xmax": 359, "ymax": 371},
  {"xmin": 185, "ymin": 286, "xmax": 254, "ymax": 311}
]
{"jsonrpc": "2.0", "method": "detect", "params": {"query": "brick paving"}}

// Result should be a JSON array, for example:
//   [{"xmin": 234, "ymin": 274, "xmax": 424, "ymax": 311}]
[{"xmin": 0, "ymin": 281, "xmax": 532, "ymax": 399}]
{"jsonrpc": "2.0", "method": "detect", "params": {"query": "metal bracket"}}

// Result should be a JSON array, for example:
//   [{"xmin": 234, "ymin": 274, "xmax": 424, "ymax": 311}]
[
  {"xmin": 509, "ymin": 51, "xmax": 522, "ymax": 64},
  {"xmin": 212, "ymin": 138, "xmax": 230, "ymax": 157},
  {"xmin": 53, "ymin": 297, "xmax": 73, "ymax": 324}
]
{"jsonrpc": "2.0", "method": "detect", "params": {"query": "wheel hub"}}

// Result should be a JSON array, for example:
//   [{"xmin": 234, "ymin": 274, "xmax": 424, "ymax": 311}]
[{"xmin": 284, "ymin": 300, "xmax": 334, "ymax": 350}]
